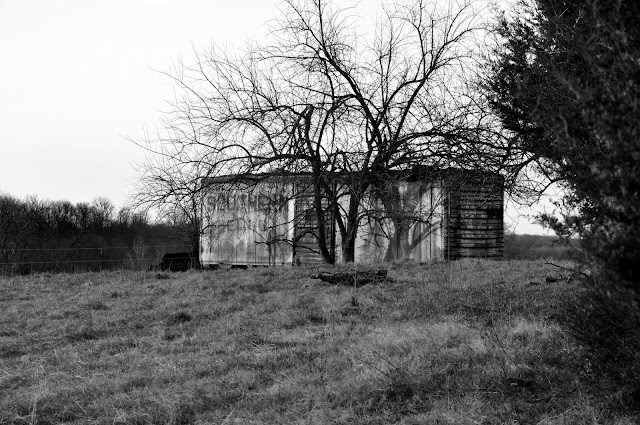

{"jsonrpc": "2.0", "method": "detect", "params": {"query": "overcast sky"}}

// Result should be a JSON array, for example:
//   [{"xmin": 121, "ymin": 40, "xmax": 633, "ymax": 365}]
[
  {"xmin": 0, "ymin": 0, "xmax": 550, "ymax": 234},
  {"xmin": 0, "ymin": 0, "xmax": 279, "ymax": 203}
]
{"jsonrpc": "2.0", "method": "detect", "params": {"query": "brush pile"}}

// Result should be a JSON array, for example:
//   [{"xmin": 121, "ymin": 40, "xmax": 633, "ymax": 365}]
[{"xmin": 312, "ymin": 269, "xmax": 391, "ymax": 287}]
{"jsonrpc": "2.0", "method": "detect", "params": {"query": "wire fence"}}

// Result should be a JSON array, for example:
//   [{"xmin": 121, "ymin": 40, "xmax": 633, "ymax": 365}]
[{"xmin": 0, "ymin": 244, "xmax": 196, "ymax": 276}]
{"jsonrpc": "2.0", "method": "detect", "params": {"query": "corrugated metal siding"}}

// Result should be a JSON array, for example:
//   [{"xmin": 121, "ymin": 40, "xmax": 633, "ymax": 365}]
[
  {"xmin": 444, "ymin": 173, "xmax": 504, "ymax": 259},
  {"xmin": 201, "ymin": 171, "xmax": 504, "ymax": 266},
  {"xmin": 200, "ymin": 182, "xmax": 295, "ymax": 266}
]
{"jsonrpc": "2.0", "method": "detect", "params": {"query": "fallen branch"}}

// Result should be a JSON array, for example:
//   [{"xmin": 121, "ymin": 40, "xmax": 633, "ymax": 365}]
[{"xmin": 312, "ymin": 269, "xmax": 391, "ymax": 287}]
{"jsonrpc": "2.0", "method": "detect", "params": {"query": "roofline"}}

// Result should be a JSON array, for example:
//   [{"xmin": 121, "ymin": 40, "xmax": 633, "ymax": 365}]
[{"xmin": 201, "ymin": 167, "xmax": 504, "ymax": 188}]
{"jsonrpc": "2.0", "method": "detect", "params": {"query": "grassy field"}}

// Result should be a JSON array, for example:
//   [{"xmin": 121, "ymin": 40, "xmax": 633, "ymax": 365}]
[{"xmin": 0, "ymin": 260, "xmax": 636, "ymax": 424}]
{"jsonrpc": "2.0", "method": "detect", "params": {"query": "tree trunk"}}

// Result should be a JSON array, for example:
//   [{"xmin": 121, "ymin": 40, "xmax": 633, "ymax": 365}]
[
  {"xmin": 377, "ymin": 180, "xmax": 421, "ymax": 262},
  {"xmin": 340, "ymin": 194, "xmax": 362, "ymax": 263},
  {"xmin": 383, "ymin": 218, "xmax": 412, "ymax": 262},
  {"xmin": 313, "ymin": 185, "xmax": 334, "ymax": 264},
  {"xmin": 341, "ymin": 232, "xmax": 357, "ymax": 263}
]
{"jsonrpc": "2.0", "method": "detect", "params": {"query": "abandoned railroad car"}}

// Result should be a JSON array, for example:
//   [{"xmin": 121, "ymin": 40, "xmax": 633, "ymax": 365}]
[{"xmin": 199, "ymin": 170, "xmax": 504, "ymax": 267}]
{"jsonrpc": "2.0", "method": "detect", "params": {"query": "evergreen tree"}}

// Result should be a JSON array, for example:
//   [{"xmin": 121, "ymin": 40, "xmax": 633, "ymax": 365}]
[{"xmin": 486, "ymin": 0, "xmax": 640, "ymax": 289}]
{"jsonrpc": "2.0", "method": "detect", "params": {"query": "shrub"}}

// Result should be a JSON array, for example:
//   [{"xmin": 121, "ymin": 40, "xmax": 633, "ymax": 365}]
[{"xmin": 559, "ymin": 274, "xmax": 640, "ymax": 412}]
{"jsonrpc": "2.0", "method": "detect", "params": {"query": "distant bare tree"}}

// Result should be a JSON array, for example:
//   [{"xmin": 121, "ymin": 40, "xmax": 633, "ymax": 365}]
[{"xmin": 130, "ymin": 142, "xmax": 207, "ymax": 263}]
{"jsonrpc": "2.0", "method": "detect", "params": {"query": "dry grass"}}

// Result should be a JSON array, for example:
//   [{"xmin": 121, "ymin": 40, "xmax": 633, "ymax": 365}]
[{"xmin": 0, "ymin": 260, "xmax": 636, "ymax": 424}]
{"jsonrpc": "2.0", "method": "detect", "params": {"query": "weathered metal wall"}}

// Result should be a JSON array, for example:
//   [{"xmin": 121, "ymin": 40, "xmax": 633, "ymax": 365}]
[
  {"xmin": 347, "ymin": 182, "xmax": 446, "ymax": 263},
  {"xmin": 444, "ymin": 172, "xmax": 504, "ymax": 259},
  {"xmin": 200, "ymin": 180, "xmax": 295, "ymax": 266},
  {"xmin": 200, "ymin": 171, "xmax": 504, "ymax": 267}
]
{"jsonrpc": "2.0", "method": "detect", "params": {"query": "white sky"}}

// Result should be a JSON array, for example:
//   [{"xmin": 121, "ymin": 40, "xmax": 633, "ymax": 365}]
[
  {"xmin": 0, "ymin": 0, "xmax": 278, "ymax": 204},
  {"xmin": 0, "ymin": 0, "xmax": 551, "ymax": 234}
]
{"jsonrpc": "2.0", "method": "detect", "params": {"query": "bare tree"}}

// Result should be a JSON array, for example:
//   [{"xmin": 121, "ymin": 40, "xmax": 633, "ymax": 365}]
[
  {"xmin": 131, "ymin": 139, "xmax": 208, "ymax": 262},
  {"xmin": 135, "ymin": 0, "xmax": 511, "ymax": 263}
]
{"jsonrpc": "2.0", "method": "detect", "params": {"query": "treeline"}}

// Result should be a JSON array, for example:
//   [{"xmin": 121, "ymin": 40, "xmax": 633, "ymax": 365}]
[
  {"xmin": 0, "ymin": 194, "xmax": 189, "ymax": 275},
  {"xmin": 503, "ymin": 233, "xmax": 579, "ymax": 261}
]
